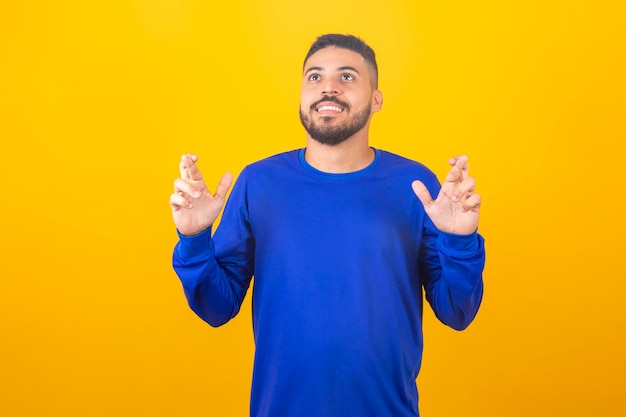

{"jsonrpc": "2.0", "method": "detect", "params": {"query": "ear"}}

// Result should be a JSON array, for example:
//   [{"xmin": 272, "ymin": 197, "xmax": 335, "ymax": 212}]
[{"xmin": 371, "ymin": 89, "xmax": 383, "ymax": 113}]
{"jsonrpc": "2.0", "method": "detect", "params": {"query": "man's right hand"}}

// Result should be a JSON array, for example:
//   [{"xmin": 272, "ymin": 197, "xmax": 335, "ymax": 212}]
[{"xmin": 170, "ymin": 154, "xmax": 233, "ymax": 236}]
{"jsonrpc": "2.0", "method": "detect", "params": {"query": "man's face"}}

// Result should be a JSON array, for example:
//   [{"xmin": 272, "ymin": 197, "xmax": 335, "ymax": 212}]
[{"xmin": 299, "ymin": 47, "xmax": 382, "ymax": 146}]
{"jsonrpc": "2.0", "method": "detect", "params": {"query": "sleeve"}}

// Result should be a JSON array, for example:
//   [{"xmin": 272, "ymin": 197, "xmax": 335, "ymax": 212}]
[
  {"xmin": 417, "ymin": 176, "xmax": 486, "ymax": 331},
  {"xmin": 172, "ymin": 169, "xmax": 255, "ymax": 327}
]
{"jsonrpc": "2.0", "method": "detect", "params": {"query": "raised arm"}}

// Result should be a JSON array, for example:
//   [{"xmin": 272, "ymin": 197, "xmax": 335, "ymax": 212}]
[
  {"xmin": 413, "ymin": 156, "xmax": 485, "ymax": 330},
  {"xmin": 170, "ymin": 154, "xmax": 253, "ymax": 327}
]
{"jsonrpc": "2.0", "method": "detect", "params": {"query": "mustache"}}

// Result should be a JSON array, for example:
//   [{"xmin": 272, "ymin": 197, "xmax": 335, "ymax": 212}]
[{"xmin": 310, "ymin": 96, "xmax": 350, "ymax": 111}]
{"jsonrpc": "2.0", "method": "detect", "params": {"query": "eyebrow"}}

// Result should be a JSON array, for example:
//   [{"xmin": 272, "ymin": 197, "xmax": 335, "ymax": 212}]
[{"xmin": 304, "ymin": 66, "xmax": 361, "ymax": 75}]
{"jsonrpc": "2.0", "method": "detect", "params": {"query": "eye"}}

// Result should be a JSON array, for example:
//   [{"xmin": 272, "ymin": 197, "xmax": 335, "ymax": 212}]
[
  {"xmin": 341, "ymin": 73, "xmax": 354, "ymax": 81},
  {"xmin": 308, "ymin": 73, "xmax": 321, "ymax": 81}
]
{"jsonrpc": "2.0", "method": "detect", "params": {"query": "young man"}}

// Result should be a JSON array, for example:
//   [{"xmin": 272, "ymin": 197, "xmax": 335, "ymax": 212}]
[{"xmin": 170, "ymin": 34, "xmax": 485, "ymax": 417}]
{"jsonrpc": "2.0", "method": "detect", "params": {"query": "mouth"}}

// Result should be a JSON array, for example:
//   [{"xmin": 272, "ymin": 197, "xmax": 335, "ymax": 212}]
[
  {"xmin": 310, "ymin": 96, "xmax": 349, "ymax": 114},
  {"xmin": 316, "ymin": 104, "xmax": 344, "ymax": 114}
]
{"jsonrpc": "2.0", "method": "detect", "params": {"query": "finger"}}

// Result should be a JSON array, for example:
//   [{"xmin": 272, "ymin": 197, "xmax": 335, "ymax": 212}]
[
  {"xmin": 174, "ymin": 178, "xmax": 201, "ymax": 199},
  {"xmin": 214, "ymin": 172, "xmax": 233, "ymax": 201},
  {"xmin": 180, "ymin": 154, "xmax": 202, "ymax": 182},
  {"xmin": 451, "ymin": 177, "xmax": 476, "ymax": 202},
  {"xmin": 411, "ymin": 180, "xmax": 435, "ymax": 207},
  {"xmin": 185, "ymin": 155, "xmax": 205, "ymax": 182},
  {"xmin": 448, "ymin": 154, "xmax": 469, "ymax": 168},
  {"xmin": 179, "ymin": 154, "xmax": 193, "ymax": 179},
  {"xmin": 461, "ymin": 193, "xmax": 481, "ymax": 212},
  {"xmin": 445, "ymin": 155, "xmax": 469, "ymax": 184},
  {"xmin": 170, "ymin": 193, "xmax": 192, "ymax": 211}
]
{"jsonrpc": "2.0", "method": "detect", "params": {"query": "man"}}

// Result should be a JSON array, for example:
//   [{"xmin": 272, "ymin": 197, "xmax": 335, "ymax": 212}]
[{"xmin": 170, "ymin": 34, "xmax": 485, "ymax": 417}]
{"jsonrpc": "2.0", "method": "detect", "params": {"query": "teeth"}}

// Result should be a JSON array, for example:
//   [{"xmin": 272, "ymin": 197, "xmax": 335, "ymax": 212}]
[{"xmin": 317, "ymin": 105, "xmax": 343, "ymax": 112}]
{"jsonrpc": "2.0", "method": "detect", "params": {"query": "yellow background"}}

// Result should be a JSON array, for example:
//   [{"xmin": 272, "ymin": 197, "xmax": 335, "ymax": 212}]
[{"xmin": 1, "ymin": 1, "xmax": 624, "ymax": 416}]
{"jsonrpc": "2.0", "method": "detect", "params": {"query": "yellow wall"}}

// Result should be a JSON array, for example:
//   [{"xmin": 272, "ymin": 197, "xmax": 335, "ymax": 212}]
[{"xmin": 1, "ymin": 1, "xmax": 624, "ymax": 416}]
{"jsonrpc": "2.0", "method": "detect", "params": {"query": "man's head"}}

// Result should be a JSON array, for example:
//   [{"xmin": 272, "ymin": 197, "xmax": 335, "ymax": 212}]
[{"xmin": 300, "ymin": 34, "xmax": 382, "ymax": 146}]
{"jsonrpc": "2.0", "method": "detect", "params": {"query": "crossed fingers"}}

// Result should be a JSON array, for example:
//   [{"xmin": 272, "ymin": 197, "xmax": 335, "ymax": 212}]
[
  {"xmin": 443, "ymin": 156, "xmax": 480, "ymax": 212},
  {"xmin": 171, "ymin": 154, "xmax": 205, "ymax": 210}
]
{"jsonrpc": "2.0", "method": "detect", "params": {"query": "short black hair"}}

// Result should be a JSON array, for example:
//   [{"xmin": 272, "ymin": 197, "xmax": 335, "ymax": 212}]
[{"xmin": 303, "ymin": 34, "xmax": 378, "ymax": 89}]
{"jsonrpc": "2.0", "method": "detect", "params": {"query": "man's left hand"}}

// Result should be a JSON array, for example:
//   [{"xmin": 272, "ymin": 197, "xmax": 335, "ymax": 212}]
[{"xmin": 412, "ymin": 155, "xmax": 481, "ymax": 235}]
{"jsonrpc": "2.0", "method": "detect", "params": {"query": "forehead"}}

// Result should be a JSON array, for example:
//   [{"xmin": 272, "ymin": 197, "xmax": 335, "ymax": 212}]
[{"xmin": 303, "ymin": 47, "xmax": 368, "ymax": 74}]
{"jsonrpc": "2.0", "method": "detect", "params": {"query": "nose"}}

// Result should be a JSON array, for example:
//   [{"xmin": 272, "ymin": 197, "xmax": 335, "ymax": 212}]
[{"xmin": 322, "ymin": 78, "xmax": 340, "ymax": 96}]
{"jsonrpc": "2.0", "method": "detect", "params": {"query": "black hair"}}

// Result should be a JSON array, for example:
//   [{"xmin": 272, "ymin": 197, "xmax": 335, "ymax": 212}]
[{"xmin": 303, "ymin": 34, "xmax": 378, "ymax": 88}]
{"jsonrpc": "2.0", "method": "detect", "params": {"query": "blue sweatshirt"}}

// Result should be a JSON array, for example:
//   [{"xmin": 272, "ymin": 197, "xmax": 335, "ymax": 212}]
[{"xmin": 173, "ymin": 148, "xmax": 485, "ymax": 417}]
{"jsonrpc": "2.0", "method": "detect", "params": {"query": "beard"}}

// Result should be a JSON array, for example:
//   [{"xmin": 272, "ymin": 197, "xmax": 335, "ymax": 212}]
[{"xmin": 299, "ymin": 98, "xmax": 372, "ymax": 146}]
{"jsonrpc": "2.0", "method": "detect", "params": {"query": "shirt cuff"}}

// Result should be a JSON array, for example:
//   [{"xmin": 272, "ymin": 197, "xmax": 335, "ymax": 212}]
[
  {"xmin": 175, "ymin": 227, "xmax": 214, "ymax": 260},
  {"xmin": 437, "ymin": 230, "xmax": 483, "ymax": 255}
]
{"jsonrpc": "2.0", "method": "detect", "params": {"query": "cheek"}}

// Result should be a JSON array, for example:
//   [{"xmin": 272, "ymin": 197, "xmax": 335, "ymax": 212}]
[{"xmin": 300, "ymin": 94, "xmax": 314, "ymax": 111}]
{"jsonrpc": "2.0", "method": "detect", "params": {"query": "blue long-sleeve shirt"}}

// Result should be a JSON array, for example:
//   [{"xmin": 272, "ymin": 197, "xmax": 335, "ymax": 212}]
[{"xmin": 173, "ymin": 148, "xmax": 485, "ymax": 417}]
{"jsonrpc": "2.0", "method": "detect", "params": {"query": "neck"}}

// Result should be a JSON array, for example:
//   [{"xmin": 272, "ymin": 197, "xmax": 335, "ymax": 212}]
[{"xmin": 304, "ymin": 133, "xmax": 374, "ymax": 173}]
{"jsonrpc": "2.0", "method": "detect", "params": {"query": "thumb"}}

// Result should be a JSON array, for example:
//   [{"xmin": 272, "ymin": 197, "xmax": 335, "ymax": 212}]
[
  {"xmin": 214, "ymin": 172, "xmax": 234, "ymax": 201},
  {"xmin": 411, "ymin": 180, "xmax": 434, "ymax": 207}
]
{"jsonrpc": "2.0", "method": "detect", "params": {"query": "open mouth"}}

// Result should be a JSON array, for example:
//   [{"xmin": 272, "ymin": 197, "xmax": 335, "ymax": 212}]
[
  {"xmin": 311, "ymin": 97, "xmax": 349, "ymax": 114},
  {"xmin": 316, "ymin": 104, "xmax": 344, "ymax": 113}
]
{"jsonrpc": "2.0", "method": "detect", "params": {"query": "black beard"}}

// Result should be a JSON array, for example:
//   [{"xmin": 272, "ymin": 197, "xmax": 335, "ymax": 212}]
[{"xmin": 299, "ymin": 100, "xmax": 372, "ymax": 146}]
